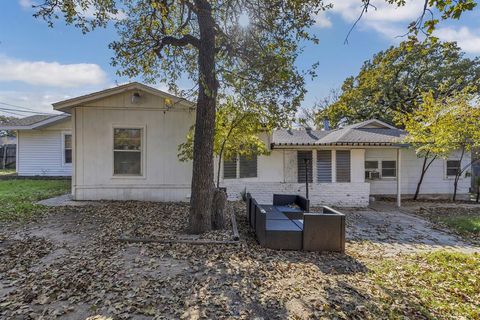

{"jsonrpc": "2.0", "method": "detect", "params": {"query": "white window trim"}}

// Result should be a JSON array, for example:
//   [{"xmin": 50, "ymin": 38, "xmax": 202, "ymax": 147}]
[
  {"xmin": 381, "ymin": 160, "xmax": 397, "ymax": 179},
  {"xmin": 364, "ymin": 158, "xmax": 397, "ymax": 180},
  {"xmin": 61, "ymin": 131, "xmax": 72, "ymax": 166},
  {"xmin": 111, "ymin": 125, "xmax": 147, "ymax": 179},
  {"xmin": 445, "ymin": 159, "xmax": 461, "ymax": 180},
  {"xmin": 222, "ymin": 154, "xmax": 259, "ymax": 180}
]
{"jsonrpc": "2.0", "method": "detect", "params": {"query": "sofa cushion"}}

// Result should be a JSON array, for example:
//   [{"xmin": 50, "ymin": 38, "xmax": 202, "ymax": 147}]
[
  {"xmin": 266, "ymin": 219, "xmax": 302, "ymax": 231},
  {"xmin": 262, "ymin": 205, "xmax": 290, "ymax": 220},
  {"xmin": 275, "ymin": 205, "xmax": 303, "ymax": 214}
]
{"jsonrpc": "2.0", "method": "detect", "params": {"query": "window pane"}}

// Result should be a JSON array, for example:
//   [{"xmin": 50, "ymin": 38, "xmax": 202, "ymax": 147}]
[
  {"xmin": 65, "ymin": 149, "xmax": 72, "ymax": 164},
  {"xmin": 64, "ymin": 134, "xmax": 72, "ymax": 149},
  {"xmin": 446, "ymin": 160, "xmax": 460, "ymax": 176},
  {"xmin": 223, "ymin": 158, "xmax": 237, "ymax": 179},
  {"xmin": 317, "ymin": 150, "xmax": 332, "ymax": 183},
  {"xmin": 336, "ymin": 150, "xmax": 351, "ymax": 182},
  {"xmin": 365, "ymin": 161, "xmax": 378, "ymax": 169},
  {"xmin": 382, "ymin": 161, "xmax": 396, "ymax": 177},
  {"xmin": 382, "ymin": 169, "xmax": 396, "ymax": 177},
  {"xmin": 114, "ymin": 128, "xmax": 141, "ymax": 150},
  {"xmin": 240, "ymin": 155, "xmax": 257, "ymax": 178},
  {"xmin": 114, "ymin": 151, "xmax": 141, "ymax": 175},
  {"xmin": 297, "ymin": 151, "xmax": 313, "ymax": 183}
]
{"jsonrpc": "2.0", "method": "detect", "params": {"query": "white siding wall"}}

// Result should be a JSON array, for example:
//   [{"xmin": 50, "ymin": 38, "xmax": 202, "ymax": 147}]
[
  {"xmin": 17, "ymin": 129, "xmax": 72, "ymax": 176},
  {"xmin": 221, "ymin": 147, "xmax": 370, "ymax": 207},
  {"xmin": 366, "ymin": 148, "xmax": 471, "ymax": 197},
  {"xmin": 73, "ymin": 91, "xmax": 195, "ymax": 201}
]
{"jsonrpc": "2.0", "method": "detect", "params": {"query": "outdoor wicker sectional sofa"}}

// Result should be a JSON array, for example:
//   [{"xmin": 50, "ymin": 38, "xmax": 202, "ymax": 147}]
[{"xmin": 246, "ymin": 193, "xmax": 345, "ymax": 252}]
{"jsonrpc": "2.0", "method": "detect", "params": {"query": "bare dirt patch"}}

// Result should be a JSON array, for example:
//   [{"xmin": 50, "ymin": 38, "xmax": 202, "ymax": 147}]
[{"xmin": 0, "ymin": 200, "xmax": 478, "ymax": 319}]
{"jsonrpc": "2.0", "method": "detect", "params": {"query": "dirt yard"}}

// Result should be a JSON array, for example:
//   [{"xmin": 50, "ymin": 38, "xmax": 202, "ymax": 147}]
[{"xmin": 1, "ymin": 200, "xmax": 479, "ymax": 319}]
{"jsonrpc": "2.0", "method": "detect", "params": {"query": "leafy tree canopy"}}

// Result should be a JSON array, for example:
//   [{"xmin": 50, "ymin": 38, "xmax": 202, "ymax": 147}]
[
  {"xmin": 317, "ymin": 40, "xmax": 480, "ymax": 128},
  {"xmin": 178, "ymin": 96, "xmax": 272, "ymax": 186},
  {"xmin": 403, "ymin": 86, "xmax": 480, "ymax": 200}
]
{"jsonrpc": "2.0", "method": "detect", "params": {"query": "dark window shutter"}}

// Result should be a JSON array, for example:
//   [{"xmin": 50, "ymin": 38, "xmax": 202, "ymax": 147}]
[
  {"xmin": 336, "ymin": 150, "xmax": 351, "ymax": 182},
  {"xmin": 317, "ymin": 150, "xmax": 332, "ymax": 183},
  {"xmin": 223, "ymin": 158, "xmax": 237, "ymax": 179},
  {"xmin": 297, "ymin": 151, "xmax": 313, "ymax": 183},
  {"xmin": 239, "ymin": 155, "xmax": 257, "ymax": 178}
]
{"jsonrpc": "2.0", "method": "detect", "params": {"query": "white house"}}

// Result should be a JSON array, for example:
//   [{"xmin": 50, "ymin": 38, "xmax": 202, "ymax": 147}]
[
  {"xmin": 0, "ymin": 114, "xmax": 72, "ymax": 176},
  {"xmin": 219, "ymin": 121, "xmax": 471, "ymax": 206},
  {"xmin": 0, "ymin": 83, "xmax": 471, "ymax": 206}
]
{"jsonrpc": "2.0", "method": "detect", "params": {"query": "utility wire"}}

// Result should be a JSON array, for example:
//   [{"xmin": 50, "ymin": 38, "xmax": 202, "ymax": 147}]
[
  {"xmin": 0, "ymin": 101, "xmax": 45, "ymax": 112},
  {"xmin": 0, "ymin": 107, "xmax": 52, "ymax": 115},
  {"xmin": 0, "ymin": 109, "xmax": 27, "ymax": 117},
  {"xmin": 0, "ymin": 101, "xmax": 56, "ymax": 115}
]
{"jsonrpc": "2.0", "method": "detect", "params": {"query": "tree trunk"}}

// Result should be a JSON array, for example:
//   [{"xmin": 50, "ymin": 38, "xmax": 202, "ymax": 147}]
[
  {"xmin": 212, "ymin": 188, "xmax": 227, "ymax": 230},
  {"xmin": 413, "ymin": 154, "xmax": 436, "ymax": 200},
  {"xmin": 453, "ymin": 146, "xmax": 466, "ymax": 202},
  {"xmin": 476, "ymin": 185, "xmax": 479, "ymax": 203},
  {"xmin": 188, "ymin": 0, "xmax": 218, "ymax": 234}
]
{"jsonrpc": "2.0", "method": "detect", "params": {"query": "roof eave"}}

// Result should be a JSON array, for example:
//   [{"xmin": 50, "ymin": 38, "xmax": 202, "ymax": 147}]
[
  {"xmin": 0, "ymin": 114, "xmax": 70, "ymax": 130},
  {"xmin": 53, "ymin": 82, "xmax": 195, "ymax": 113}
]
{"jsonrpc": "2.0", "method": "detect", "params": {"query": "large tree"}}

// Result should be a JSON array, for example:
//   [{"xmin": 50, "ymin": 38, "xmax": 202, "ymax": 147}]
[
  {"xmin": 33, "ymin": 0, "xmax": 477, "ymax": 233},
  {"xmin": 178, "ymin": 96, "xmax": 272, "ymax": 189},
  {"xmin": 318, "ymin": 40, "xmax": 480, "ymax": 128},
  {"xmin": 404, "ymin": 88, "xmax": 480, "ymax": 201}
]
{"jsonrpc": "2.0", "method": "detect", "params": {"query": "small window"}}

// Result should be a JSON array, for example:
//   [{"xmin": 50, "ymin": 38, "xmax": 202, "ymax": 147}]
[
  {"xmin": 239, "ymin": 155, "xmax": 257, "ymax": 178},
  {"xmin": 317, "ymin": 150, "xmax": 332, "ymax": 183},
  {"xmin": 298, "ymin": 151, "xmax": 313, "ymax": 183},
  {"xmin": 365, "ymin": 161, "xmax": 378, "ymax": 180},
  {"xmin": 336, "ymin": 150, "xmax": 351, "ymax": 182},
  {"xmin": 365, "ymin": 161, "xmax": 378, "ymax": 170},
  {"xmin": 64, "ymin": 134, "xmax": 72, "ymax": 164},
  {"xmin": 113, "ymin": 128, "xmax": 142, "ymax": 175},
  {"xmin": 382, "ymin": 161, "xmax": 396, "ymax": 178},
  {"xmin": 446, "ymin": 160, "xmax": 461, "ymax": 177},
  {"xmin": 223, "ymin": 158, "xmax": 237, "ymax": 179}
]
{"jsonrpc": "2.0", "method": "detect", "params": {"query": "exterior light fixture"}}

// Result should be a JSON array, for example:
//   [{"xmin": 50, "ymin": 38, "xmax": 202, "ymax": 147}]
[{"xmin": 131, "ymin": 92, "xmax": 141, "ymax": 104}]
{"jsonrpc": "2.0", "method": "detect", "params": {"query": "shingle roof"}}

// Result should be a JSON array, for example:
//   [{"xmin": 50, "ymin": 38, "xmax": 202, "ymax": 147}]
[
  {"xmin": 0, "ymin": 114, "xmax": 70, "ymax": 129},
  {"xmin": 272, "ymin": 120, "xmax": 407, "ymax": 147},
  {"xmin": 272, "ymin": 129, "xmax": 330, "ymax": 145},
  {"xmin": 0, "ymin": 115, "xmax": 53, "ymax": 127}
]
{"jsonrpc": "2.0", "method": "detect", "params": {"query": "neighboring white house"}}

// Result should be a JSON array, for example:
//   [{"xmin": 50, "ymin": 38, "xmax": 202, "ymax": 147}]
[
  {"xmin": 1, "ymin": 83, "xmax": 471, "ymax": 206},
  {"xmin": 219, "ymin": 121, "xmax": 471, "ymax": 206},
  {"xmin": 0, "ymin": 114, "xmax": 72, "ymax": 176}
]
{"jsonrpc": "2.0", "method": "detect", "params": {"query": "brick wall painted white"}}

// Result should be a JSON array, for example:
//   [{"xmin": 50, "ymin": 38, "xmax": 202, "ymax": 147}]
[{"xmin": 222, "ymin": 180, "xmax": 370, "ymax": 207}]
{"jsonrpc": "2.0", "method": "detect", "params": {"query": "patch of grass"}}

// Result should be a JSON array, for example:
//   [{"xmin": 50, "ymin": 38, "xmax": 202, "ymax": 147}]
[
  {"xmin": 371, "ymin": 251, "xmax": 480, "ymax": 319},
  {"xmin": 0, "ymin": 179, "xmax": 70, "ymax": 222},
  {"xmin": 436, "ymin": 215, "xmax": 480, "ymax": 236},
  {"xmin": 0, "ymin": 169, "xmax": 16, "ymax": 176}
]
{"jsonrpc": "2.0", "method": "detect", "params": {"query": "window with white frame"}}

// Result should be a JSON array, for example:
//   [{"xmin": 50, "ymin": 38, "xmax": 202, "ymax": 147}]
[
  {"xmin": 113, "ymin": 128, "xmax": 142, "ymax": 175},
  {"xmin": 64, "ymin": 134, "xmax": 72, "ymax": 164},
  {"xmin": 223, "ymin": 155, "xmax": 258, "ymax": 179},
  {"xmin": 381, "ymin": 160, "xmax": 396, "ymax": 178},
  {"xmin": 336, "ymin": 150, "xmax": 351, "ymax": 182},
  {"xmin": 365, "ymin": 160, "xmax": 379, "ymax": 180},
  {"xmin": 223, "ymin": 158, "xmax": 237, "ymax": 179},
  {"xmin": 239, "ymin": 155, "xmax": 257, "ymax": 178},
  {"xmin": 446, "ymin": 160, "xmax": 461, "ymax": 177},
  {"xmin": 297, "ymin": 151, "xmax": 313, "ymax": 183},
  {"xmin": 317, "ymin": 150, "xmax": 332, "ymax": 183}
]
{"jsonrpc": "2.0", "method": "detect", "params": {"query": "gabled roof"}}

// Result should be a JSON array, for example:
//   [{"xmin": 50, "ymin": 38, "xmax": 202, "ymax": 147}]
[
  {"xmin": 272, "ymin": 119, "xmax": 407, "ymax": 147},
  {"xmin": 53, "ymin": 82, "xmax": 195, "ymax": 112},
  {"xmin": 0, "ymin": 114, "xmax": 70, "ymax": 130}
]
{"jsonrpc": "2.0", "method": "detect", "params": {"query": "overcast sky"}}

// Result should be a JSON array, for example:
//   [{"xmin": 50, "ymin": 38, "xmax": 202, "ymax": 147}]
[{"xmin": 1, "ymin": 0, "xmax": 479, "ymax": 117}]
